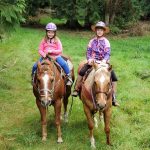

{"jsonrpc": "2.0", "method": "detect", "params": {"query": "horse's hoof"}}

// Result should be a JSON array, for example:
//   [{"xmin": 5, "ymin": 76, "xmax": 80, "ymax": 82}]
[
  {"xmin": 91, "ymin": 144, "xmax": 96, "ymax": 149},
  {"xmin": 107, "ymin": 142, "xmax": 112, "ymax": 146},
  {"xmin": 90, "ymin": 137, "xmax": 96, "ymax": 149},
  {"xmin": 57, "ymin": 137, "xmax": 63, "ymax": 143},
  {"xmin": 42, "ymin": 136, "xmax": 47, "ymax": 141}
]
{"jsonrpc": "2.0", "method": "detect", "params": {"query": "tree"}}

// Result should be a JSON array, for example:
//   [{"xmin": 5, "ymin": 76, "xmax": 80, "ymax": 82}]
[
  {"xmin": 140, "ymin": 0, "xmax": 150, "ymax": 20},
  {"xmin": 51, "ymin": 0, "xmax": 81, "ymax": 28},
  {"xmin": 25, "ymin": 0, "xmax": 50, "ymax": 16},
  {"xmin": 78, "ymin": 0, "xmax": 104, "ymax": 28},
  {"xmin": 0, "ymin": 0, "xmax": 25, "ymax": 34}
]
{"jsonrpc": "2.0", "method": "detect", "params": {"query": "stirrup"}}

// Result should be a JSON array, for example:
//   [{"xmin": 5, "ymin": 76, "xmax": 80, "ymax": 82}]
[
  {"xmin": 112, "ymin": 99, "xmax": 120, "ymax": 106},
  {"xmin": 72, "ymin": 90, "xmax": 79, "ymax": 97},
  {"xmin": 66, "ymin": 75, "xmax": 73, "ymax": 86},
  {"xmin": 66, "ymin": 80, "xmax": 72, "ymax": 86}
]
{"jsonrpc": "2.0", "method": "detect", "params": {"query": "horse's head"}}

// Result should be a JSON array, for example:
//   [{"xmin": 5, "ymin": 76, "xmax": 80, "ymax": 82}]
[
  {"xmin": 36, "ymin": 60, "xmax": 54, "ymax": 107},
  {"xmin": 93, "ymin": 62, "xmax": 112, "ymax": 111}
]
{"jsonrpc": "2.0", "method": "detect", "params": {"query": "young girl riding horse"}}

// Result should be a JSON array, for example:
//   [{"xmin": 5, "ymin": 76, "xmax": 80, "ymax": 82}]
[
  {"xmin": 72, "ymin": 21, "xmax": 119, "ymax": 106},
  {"xmin": 32, "ymin": 22, "xmax": 72, "ymax": 86}
]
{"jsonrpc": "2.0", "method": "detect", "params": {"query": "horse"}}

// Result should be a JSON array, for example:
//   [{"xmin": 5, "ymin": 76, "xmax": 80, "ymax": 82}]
[
  {"xmin": 32, "ymin": 56, "xmax": 74, "ymax": 143},
  {"xmin": 79, "ymin": 61, "xmax": 112, "ymax": 148}
]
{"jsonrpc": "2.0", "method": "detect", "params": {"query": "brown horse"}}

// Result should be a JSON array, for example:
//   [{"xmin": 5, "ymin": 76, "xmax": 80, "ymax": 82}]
[
  {"xmin": 33, "ymin": 57, "xmax": 74, "ymax": 143},
  {"xmin": 80, "ymin": 61, "xmax": 112, "ymax": 148}
]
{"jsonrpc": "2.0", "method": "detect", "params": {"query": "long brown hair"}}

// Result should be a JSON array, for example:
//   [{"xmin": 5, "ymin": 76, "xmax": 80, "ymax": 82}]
[{"xmin": 44, "ymin": 31, "xmax": 60, "ymax": 43}]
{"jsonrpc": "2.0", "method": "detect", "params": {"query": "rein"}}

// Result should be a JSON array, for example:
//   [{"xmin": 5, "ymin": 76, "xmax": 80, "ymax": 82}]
[
  {"xmin": 95, "ymin": 89, "xmax": 110, "ymax": 96},
  {"xmin": 88, "ymin": 66, "xmax": 112, "ymax": 109},
  {"xmin": 38, "ymin": 89, "xmax": 54, "ymax": 97}
]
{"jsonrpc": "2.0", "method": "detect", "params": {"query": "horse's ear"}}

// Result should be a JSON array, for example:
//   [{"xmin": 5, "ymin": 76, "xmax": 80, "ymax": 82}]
[
  {"xmin": 93, "ymin": 61, "xmax": 98, "ymax": 70},
  {"xmin": 37, "ymin": 62, "xmax": 41, "ymax": 70},
  {"xmin": 108, "ymin": 64, "xmax": 112, "ymax": 71}
]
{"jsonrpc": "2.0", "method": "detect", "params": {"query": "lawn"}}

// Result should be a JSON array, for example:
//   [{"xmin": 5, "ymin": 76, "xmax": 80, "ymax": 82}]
[{"xmin": 0, "ymin": 27, "xmax": 150, "ymax": 150}]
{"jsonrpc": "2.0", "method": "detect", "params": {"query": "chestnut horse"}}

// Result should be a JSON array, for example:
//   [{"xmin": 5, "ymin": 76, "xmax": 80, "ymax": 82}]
[
  {"xmin": 32, "ymin": 57, "xmax": 74, "ymax": 143},
  {"xmin": 80, "ymin": 61, "xmax": 112, "ymax": 148}
]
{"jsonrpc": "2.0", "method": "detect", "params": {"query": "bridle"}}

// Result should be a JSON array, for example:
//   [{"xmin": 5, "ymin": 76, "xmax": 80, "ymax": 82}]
[
  {"xmin": 38, "ymin": 88, "xmax": 54, "ymax": 98},
  {"xmin": 91, "ymin": 65, "xmax": 112, "ymax": 109},
  {"xmin": 37, "ymin": 59, "xmax": 56, "ymax": 101},
  {"xmin": 94, "ymin": 82, "xmax": 112, "ymax": 97}
]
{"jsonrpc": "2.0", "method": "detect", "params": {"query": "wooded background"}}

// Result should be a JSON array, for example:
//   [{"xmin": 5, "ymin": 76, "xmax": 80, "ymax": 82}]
[{"xmin": 1, "ymin": 0, "xmax": 150, "ymax": 34}]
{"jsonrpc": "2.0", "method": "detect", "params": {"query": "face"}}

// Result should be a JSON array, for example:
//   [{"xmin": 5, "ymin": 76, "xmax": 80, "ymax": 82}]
[
  {"xmin": 96, "ymin": 28, "xmax": 105, "ymax": 37},
  {"xmin": 37, "ymin": 63, "xmax": 54, "ymax": 107},
  {"xmin": 46, "ymin": 30, "xmax": 55, "ymax": 39},
  {"xmin": 94, "ymin": 67, "xmax": 111, "ymax": 111}
]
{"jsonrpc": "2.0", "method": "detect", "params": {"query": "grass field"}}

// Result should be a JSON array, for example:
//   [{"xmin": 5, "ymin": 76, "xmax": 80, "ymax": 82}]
[{"xmin": 0, "ymin": 27, "xmax": 150, "ymax": 150}]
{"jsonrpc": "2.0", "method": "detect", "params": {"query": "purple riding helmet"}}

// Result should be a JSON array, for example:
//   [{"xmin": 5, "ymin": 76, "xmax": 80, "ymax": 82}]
[{"xmin": 45, "ymin": 23, "xmax": 57, "ymax": 31}]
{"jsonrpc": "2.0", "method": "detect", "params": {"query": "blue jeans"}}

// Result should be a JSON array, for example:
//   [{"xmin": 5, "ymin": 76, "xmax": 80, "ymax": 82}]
[
  {"xmin": 32, "ymin": 56, "xmax": 70, "ymax": 75},
  {"xmin": 32, "ymin": 57, "xmax": 43, "ymax": 75},
  {"xmin": 56, "ymin": 56, "xmax": 70, "ymax": 74}
]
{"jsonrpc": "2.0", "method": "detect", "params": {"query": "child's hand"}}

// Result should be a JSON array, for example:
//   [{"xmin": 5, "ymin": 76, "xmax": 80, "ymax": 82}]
[
  {"xmin": 102, "ymin": 59, "xmax": 107, "ymax": 63},
  {"xmin": 48, "ymin": 49, "xmax": 52, "ymax": 53},
  {"xmin": 88, "ymin": 59, "xmax": 94, "ymax": 65},
  {"xmin": 43, "ymin": 54, "xmax": 46, "ymax": 58}
]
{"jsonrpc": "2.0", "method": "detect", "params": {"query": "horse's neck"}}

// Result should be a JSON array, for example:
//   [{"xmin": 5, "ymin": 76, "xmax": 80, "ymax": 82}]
[{"xmin": 83, "ymin": 69, "xmax": 95, "ymax": 91}]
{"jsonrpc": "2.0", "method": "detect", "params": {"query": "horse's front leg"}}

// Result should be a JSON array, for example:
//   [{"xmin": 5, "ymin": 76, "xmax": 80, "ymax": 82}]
[
  {"xmin": 54, "ymin": 98, "xmax": 63, "ymax": 143},
  {"xmin": 83, "ymin": 104, "xmax": 95, "ymax": 148},
  {"xmin": 36, "ymin": 99, "xmax": 47, "ymax": 141},
  {"xmin": 103, "ymin": 107, "xmax": 112, "ymax": 145}
]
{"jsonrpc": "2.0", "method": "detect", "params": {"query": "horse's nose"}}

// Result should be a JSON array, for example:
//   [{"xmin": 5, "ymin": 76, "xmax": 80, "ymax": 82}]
[
  {"xmin": 41, "ymin": 99, "xmax": 52, "ymax": 107},
  {"xmin": 97, "ymin": 103, "xmax": 106, "ymax": 110}
]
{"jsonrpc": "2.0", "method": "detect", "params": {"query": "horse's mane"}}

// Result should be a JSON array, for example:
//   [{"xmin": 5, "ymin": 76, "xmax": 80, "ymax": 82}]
[
  {"xmin": 39, "ymin": 60, "xmax": 51, "ymax": 72},
  {"xmin": 94, "ymin": 62, "xmax": 111, "ymax": 73}
]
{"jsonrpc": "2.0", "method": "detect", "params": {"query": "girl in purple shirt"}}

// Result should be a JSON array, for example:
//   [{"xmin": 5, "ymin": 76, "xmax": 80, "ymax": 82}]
[{"xmin": 72, "ymin": 21, "xmax": 119, "ymax": 106}]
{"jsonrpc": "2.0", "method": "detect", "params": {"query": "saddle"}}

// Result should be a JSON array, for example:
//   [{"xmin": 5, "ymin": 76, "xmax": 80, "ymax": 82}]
[{"xmin": 45, "ymin": 55, "xmax": 73, "ymax": 76}]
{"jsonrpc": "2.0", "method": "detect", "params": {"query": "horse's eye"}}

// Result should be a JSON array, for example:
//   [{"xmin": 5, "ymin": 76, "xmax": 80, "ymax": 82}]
[
  {"xmin": 37, "ymin": 78, "xmax": 40, "ymax": 83},
  {"xmin": 50, "ymin": 77, "xmax": 54, "ymax": 82}
]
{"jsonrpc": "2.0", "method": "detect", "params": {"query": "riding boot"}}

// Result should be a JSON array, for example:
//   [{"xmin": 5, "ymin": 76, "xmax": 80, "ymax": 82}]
[
  {"xmin": 72, "ymin": 75, "xmax": 83, "ymax": 97},
  {"xmin": 66, "ymin": 74, "xmax": 73, "ymax": 86},
  {"xmin": 112, "ymin": 82, "xmax": 120, "ymax": 106}
]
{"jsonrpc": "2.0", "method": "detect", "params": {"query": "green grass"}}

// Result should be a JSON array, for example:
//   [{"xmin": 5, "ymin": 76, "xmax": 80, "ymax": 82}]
[{"xmin": 0, "ymin": 27, "xmax": 150, "ymax": 150}]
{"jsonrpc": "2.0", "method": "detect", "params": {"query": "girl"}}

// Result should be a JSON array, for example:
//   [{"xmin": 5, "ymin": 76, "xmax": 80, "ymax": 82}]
[
  {"xmin": 32, "ymin": 22, "xmax": 72, "ymax": 86},
  {"xmin": 72, "ymin": 21, "xmax": 119, "ymax": 106}
]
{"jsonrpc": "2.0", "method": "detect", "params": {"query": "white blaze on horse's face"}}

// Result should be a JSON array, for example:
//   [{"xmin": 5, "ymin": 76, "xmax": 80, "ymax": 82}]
[
  {"xmin": 99, "ymin": 75, "xmax": 105, "ymax": 83},
  {"xmin": 42, "ymin": 74, "xmax": 49, "ymax": 97}
]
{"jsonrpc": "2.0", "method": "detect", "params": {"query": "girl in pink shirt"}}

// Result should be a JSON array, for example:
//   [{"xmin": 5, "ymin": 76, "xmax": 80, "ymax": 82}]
[{"xmin": 32, "ymin": 23, "xmax": 72, "ymax": 85}]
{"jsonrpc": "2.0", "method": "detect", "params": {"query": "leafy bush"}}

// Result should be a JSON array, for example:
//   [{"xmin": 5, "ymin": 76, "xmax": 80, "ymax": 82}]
[
  {"xmin": 129, "ymin": 23, "xmax": 145, "ymax": 36},
  {"xmin": 110, "ymin": 25, "xmax": 121, "ymax": 35}
]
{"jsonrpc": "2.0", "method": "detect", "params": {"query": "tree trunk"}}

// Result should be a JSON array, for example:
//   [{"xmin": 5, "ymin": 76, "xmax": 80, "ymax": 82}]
[
  {"xmin": 105, "ymin": 0, "xmax": 111, "ymax": 25},
  {"xmin": 109, "ymin": 0, "xmax": 120, "ymax": 24},
  {"xmin": 84, "ymin": 5, "xmax": 92, "ymax": 28}
]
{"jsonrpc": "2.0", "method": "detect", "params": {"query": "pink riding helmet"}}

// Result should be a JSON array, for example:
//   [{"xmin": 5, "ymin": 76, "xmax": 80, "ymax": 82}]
[{"xmin": 45, "ymin": 23, "xmax": 57, "ymax": 31}]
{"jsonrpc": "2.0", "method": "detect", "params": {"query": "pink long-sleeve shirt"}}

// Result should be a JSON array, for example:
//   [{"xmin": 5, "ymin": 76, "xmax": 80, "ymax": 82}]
[{"xmin": 38, "ymin": 37, "xmax": 63, "ymax": 58}]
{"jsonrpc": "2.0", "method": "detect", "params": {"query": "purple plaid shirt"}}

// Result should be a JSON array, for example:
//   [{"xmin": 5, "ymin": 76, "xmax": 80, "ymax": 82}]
[{"xmin": 86, "ymin": 36, "xmax": 110, "ymax": 61}]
